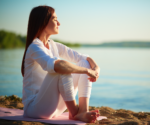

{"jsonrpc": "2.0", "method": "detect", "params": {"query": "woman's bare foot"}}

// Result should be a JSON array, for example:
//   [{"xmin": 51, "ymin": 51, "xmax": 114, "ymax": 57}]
[
  {"xmin": 90, "ymin": 109, "xmax": 99, "ymax": 113},
  {"xmin": 90, "ymin": 109, "xmax": 100, "ymax": 117},
  {"xmin": 72, "ymin": 110, "xmax": 99, "ymax": 123},
  {"xmin": 69, "ymin": 109, "xmax": 100, "ymax": 121}
]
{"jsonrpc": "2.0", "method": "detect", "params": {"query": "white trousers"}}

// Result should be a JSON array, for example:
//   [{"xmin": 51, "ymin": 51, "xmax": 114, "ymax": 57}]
[{"xmin": 26, "ymin": 60, "xmax": 92, "ymax": 119}]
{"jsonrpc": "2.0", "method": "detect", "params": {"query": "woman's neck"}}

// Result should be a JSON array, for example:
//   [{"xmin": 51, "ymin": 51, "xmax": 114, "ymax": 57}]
[{"xmin": 39, "ymin": 32, "xmax": 51, "ymax": 49}]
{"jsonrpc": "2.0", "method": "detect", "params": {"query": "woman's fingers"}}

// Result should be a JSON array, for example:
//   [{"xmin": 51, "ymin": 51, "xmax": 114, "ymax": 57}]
[
  {"xmin": 88, "ymin": 77, "xmax": 96, "ymax": 82},
  {"xmin": 87, "ymin": 69, "xmax": 99, "ymax": 82},
  {"xmin": 90, "ymin": 70, "xmax": 97, "ymax": 77},
  {"xmin": 88, "ymin": 73, "xmax": 99, "ymax": 82}
]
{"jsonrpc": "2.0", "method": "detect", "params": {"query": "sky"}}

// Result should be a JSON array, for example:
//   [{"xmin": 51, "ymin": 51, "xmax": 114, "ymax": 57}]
[{"xmin": 0, "ymin": 0, "xmax": 150, "ymax": 43}]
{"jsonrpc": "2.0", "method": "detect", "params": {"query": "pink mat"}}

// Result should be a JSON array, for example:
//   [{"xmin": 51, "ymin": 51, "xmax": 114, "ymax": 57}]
[{"xmin": 0, "ymin": 107, "xmax": 107, "ymax": 124}]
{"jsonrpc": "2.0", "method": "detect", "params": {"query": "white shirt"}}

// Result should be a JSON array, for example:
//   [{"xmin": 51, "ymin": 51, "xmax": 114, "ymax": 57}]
[{"xmin": 22, "ymin": 38, "xmax": 88, "ymax": 111}]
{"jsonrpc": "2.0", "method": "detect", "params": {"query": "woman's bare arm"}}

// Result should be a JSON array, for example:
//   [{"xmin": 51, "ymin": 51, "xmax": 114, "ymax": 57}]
[
  {"xmin": 54, "ymin": 60, "xmax": 87, "ymax": 74},
  {"xmin": 54, "ymin": 60, "xmax": 98, "ymax": 79}
]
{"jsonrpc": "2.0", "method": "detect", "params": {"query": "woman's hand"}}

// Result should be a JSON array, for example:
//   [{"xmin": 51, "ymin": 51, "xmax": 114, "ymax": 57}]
[
  {"xmin": 87, "ymin": 67, "xmax": 100, "ymax": 82},
  {"xmin": 86, "ymin": 57, "xmax": 100, "ymax": 82}
]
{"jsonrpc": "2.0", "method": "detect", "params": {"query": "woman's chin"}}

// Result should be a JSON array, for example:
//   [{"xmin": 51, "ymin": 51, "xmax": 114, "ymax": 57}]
[
  {"xmin": 55, "ymin": 32, "xmax": 59, "ymax": 35},
  {"xmin": 52, "ymin": 31, "xmax": 59, "ymax": 35}
]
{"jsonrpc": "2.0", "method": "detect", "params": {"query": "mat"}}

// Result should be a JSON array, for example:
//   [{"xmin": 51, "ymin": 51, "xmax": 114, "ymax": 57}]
[{"xmin": 0, "ymin": 107, "xmax": 107, "ymax": 124}]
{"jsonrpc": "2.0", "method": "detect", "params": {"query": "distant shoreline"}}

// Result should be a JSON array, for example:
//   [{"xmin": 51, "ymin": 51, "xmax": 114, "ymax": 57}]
[
  {"xmin": 82, "ymin": 41, "xmax": 150, "ymax": 48},
  {"xmin": 1, "ymin": 30, "xmax": 150, "ymax": 49}
]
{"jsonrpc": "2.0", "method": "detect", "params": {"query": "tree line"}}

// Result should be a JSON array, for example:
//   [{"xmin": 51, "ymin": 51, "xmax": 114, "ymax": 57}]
[
  {"xmin": 82, "ymin": 41, "xmax": 150, "ymax": 48},
  {"xmin": 0, "ymin": 30, "xmax": 26, "ymax": 49},
  {"xmin": 2, "ymin": 30, "xmax": 148, "ymax": 49},
  {"xmin": 0, "ymin": 30, "xmax": 81, "ymax": 49}
]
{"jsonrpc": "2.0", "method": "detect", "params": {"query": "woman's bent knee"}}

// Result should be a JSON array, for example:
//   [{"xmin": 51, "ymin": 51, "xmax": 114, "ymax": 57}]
[{"xmin": 77, "ymin": 60, "xmax": 91, "ymax": 69}]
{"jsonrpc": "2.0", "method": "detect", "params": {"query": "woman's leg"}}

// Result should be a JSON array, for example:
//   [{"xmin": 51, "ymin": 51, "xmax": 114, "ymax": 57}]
[
  {"xmin": 72, "ymin": 60, "xmax": 92, "ymax": 111},
  {"xmin": 58, "ymin": 74, "xmax": 78, "ymax": 118},
  {"xmin": 26, "ymin": 73, "xmax": 77, "ymax": 119},
  {"xmin": 26, "ymin": 60, "xmax": 98, "ymax": 122},
  {"xmin": 71, "ymin": 60, "xmax": 99, "ymax": 122}
]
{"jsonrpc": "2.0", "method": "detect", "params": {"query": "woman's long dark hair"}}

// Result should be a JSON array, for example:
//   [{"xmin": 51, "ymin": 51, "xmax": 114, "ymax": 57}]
[{"xmin": 21, "ymin": 6, "xmax": 55, "ymax": 77}]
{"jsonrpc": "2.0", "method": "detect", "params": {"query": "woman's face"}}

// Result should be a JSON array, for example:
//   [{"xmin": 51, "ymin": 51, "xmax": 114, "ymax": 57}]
[{"xmin": 44, "ymin": 12, "xmax": 60, "ymax": 35}]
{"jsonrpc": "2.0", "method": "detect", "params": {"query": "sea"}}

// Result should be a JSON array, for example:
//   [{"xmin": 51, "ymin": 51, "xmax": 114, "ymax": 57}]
[{"xmin": 0, "ymin": 47, "xmax": 150, "ymax": 112}]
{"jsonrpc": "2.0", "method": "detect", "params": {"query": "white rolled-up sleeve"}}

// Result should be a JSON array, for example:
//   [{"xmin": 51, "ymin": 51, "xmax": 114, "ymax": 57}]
[
  {"xmin": 29, "ymin": 43, "xmax": 59, "ymax": 73},
  {"xmin": 56, "ymin": 42, "xmax": 89, "ymax": 63}
]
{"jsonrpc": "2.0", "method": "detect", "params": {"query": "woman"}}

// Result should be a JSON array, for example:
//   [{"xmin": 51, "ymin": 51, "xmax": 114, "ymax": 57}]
[{"xmin": 21, "ymin": 5, "xmax": 100, "ymax": 123}]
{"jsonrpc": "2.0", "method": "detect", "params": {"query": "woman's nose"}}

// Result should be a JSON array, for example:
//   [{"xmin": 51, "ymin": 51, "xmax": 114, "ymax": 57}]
[{"xmin": 57, "ymin": 21, "xmax": 60, "ymax": 26}]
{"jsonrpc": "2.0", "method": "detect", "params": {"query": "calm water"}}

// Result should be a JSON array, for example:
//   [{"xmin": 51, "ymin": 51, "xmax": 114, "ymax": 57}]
[{"xmin": 0, "ymin": 47, "xmax": 150, "ymax": 112}]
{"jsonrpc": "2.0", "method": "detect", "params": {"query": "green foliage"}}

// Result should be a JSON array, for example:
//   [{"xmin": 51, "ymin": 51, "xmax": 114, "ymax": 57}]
[
  {"xmin": 54, "ymin": 39, "xmax": 81, "ymax": 47},
  {"xmin": 1, "ymin": 30, "xmax": 150, "ymax": 49},
  {"xmin": 82, "ymin": 41, "xmax": 150, "ymax": 48},
  {"xmin": 0, "ymin": 30, "xmax": 25, "ymax": 49},
  {"xmin": 0, "ymin": 30, "xmax": 81, "ymax": 49}
]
